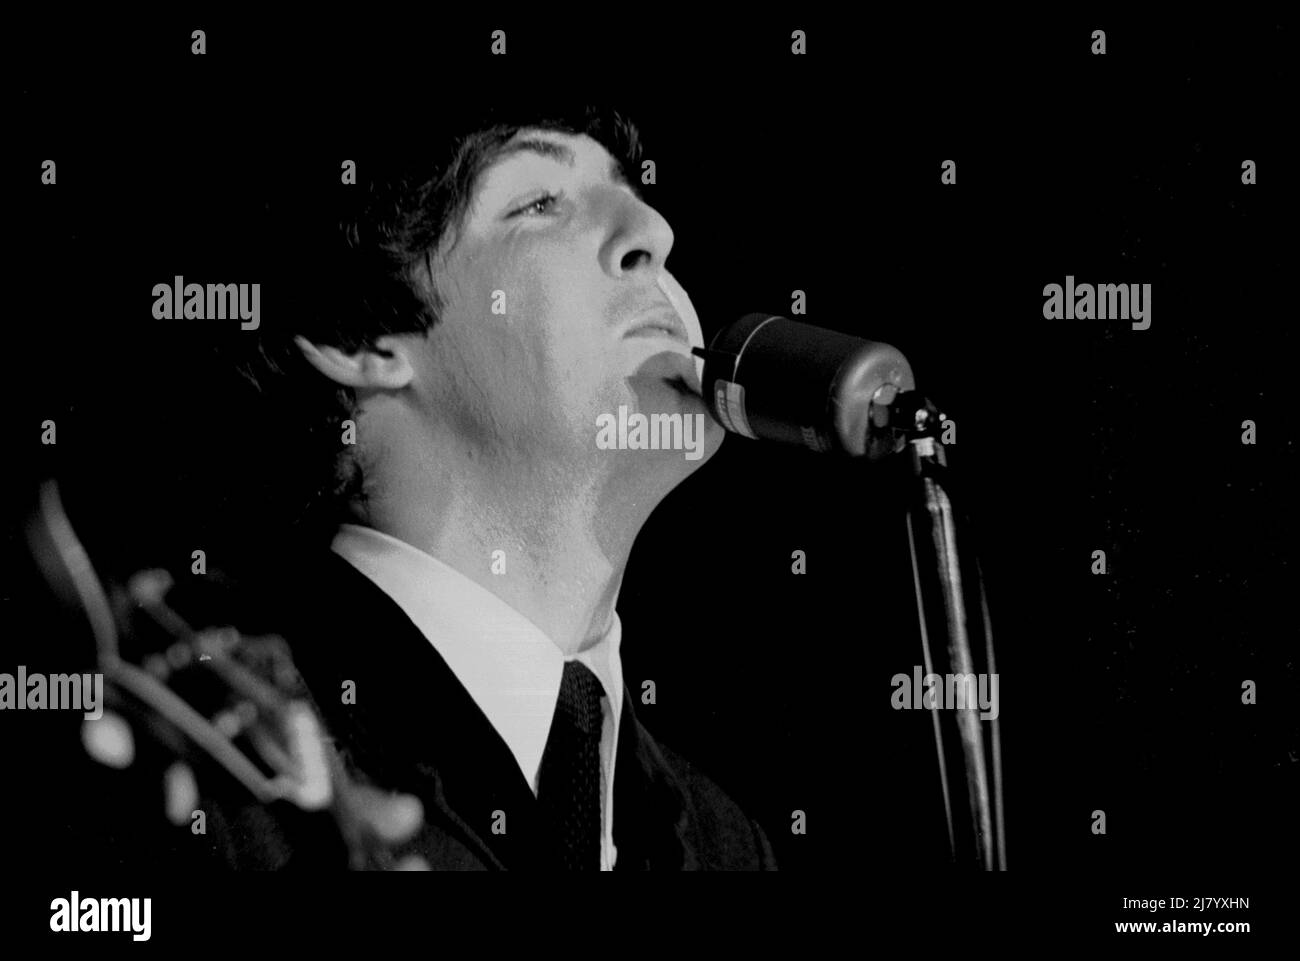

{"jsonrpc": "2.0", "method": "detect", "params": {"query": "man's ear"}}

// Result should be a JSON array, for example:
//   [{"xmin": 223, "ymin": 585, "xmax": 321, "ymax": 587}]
[{"xmin": 293, "ymin": 335, "xmax": 415, "ymax": 390}]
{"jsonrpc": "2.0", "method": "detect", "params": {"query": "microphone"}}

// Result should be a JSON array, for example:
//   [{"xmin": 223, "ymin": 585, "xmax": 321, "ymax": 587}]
[{"xmin": 692, "ymin": 314, "xmax": 915, "ymax": 459}]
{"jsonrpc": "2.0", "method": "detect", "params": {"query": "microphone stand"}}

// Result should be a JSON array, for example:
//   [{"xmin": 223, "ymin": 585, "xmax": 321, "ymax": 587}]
[{"xmin": 885, "ymin": 390, "xmax": 1006, "ymax": 870}]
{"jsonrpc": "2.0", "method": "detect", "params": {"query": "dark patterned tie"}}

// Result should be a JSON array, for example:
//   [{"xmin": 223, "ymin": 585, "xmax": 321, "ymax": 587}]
[{"xmin": 536, "ymin": 660, "xmax": 605, "ymax": 870}]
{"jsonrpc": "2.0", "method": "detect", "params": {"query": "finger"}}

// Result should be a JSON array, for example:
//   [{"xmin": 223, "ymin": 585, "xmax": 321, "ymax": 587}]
[
  {"xmin": 164, "ymin": 761, "xmax": 198, "ymax": 826},
  {"xmin": 213, "ymin": 701, "xmax": 258, "ymax": 740},
  {"xmin": 346, "ymin": 785, "xmax": 424, "ymax": 844},
  {"xmin": 82, "ymin": 711, "xmax": 134, "ymax": 769},
  {"xmin": 281, "ymin": 703, "xmax": 331, "ymax": 810}
]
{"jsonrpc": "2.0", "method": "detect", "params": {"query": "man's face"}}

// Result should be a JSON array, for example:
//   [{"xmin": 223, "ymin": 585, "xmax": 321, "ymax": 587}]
[{"xmin": 408, "ymin": 129, "xmax": 724, "ymax": 478}]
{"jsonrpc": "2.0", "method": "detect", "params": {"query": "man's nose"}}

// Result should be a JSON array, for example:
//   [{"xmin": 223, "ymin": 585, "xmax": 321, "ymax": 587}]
[{"xmin": 601, "ymin": 191, "xmax": 674, "ymax": 278}]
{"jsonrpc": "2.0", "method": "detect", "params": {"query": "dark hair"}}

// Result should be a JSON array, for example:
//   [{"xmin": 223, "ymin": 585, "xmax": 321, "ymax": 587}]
[{"xmin": 235, "ymin": 106, "xmax": 644, "ymax": 548}]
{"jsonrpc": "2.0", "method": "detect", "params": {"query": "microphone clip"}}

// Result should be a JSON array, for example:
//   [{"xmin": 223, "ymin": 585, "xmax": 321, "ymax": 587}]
[{"xmin": 862, "ymin": 388, "xmax": 947, "ymax": 463}]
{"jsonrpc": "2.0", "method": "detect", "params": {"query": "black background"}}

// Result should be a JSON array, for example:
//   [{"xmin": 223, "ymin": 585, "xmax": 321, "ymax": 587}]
[{"xmin": 3, "ymin": 9, "xmax": 1294, "ymax": 939}]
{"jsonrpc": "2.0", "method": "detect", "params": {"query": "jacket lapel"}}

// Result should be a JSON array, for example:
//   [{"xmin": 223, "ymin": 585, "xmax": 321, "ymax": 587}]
[
  {"xmin": 277, "ymin": 548, "xmax": 697, "ymax": 870},
  {"xmin": 612, "ymin": 687, "xmax": 697, "ymax": 870},
  {"xmin": 280, "ymin": 550, "xmax": 541, "ymax": 868}
]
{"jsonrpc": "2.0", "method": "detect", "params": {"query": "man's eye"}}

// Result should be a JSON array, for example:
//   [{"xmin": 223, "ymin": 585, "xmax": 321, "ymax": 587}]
[{"xmin": 509, "ymin": 192, "xmax": 561, "ymax": 218}]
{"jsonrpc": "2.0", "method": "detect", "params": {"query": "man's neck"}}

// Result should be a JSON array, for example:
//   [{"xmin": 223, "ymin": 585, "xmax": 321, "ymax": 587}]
[{"xmin": 362, "ymin": 454, "xmax": 647, "ymax": 658}]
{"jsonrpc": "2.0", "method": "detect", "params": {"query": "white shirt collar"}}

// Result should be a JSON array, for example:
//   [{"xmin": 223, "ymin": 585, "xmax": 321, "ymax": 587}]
[{"xmin": 329, "ymin": 523, "xmax": 624, "ymax": 796}]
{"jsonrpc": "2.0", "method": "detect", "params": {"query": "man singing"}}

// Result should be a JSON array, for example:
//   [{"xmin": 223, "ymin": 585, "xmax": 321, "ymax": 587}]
[{"xmin": 180, "ymin": 105, "xmax": 776, "ymax": 870}]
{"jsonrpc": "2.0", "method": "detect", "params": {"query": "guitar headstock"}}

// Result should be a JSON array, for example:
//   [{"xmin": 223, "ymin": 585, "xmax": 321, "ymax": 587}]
[{"xmin": 25, "ymin": 480, "xmax": 427, "ymax": 870}]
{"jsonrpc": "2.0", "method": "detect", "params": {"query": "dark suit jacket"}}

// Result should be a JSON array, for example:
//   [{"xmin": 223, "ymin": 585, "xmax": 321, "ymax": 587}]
[{"xmin": 184, "ymin": 549, "xmax": 776, "ymax": 871}]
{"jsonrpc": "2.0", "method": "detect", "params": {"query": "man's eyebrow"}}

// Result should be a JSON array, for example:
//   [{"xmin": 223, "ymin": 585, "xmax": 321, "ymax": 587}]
[
  {"xmin": 495, "ymin": 137, "xmax": 577, "ymax": 168},
  {"xmin": 486, "ymin": 137, "xmax": 639, "ymax": 193}
]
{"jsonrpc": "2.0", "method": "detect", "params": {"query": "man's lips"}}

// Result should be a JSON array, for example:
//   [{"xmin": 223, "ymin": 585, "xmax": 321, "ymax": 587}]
[{"xmin": 624, "ymin": 307, "xmax": 689, "ymax": 343}]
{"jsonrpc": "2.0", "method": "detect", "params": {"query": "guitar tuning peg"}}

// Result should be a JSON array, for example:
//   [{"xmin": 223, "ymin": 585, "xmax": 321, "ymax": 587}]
[
  {"xmin": 213, "ymin": 704, "xmax": 252, "ymax": 739},
  {"xmin": 128, "ymin": 568, "xmax": 174, "ymax": 607},
  {"xmin": 164, "ymin": 641, "xmax": 193, "ymax": 671},
  {"xmin": 195, "ymin": 626, "xmax": 239, "ymax": 660},
  {"xmin": 82, "ymin": 711, "xmax": 135, "ymax": 769}
]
